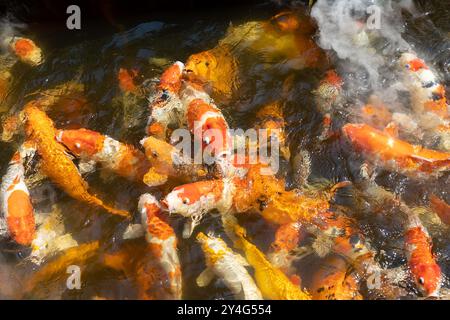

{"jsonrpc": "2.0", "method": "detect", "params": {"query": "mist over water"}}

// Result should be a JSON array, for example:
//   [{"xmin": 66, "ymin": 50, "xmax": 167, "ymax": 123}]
[{"xmin": 311, "ymin": 0, "xmax": 420, "ymax": 108}]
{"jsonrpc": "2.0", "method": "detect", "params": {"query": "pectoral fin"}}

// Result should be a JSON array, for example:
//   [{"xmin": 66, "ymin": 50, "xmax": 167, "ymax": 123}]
[
  {"xmin": 196, "ymin": 268, "xmax": 215, "ymax": 287},
  {"xmin": 123, "ymin": 224, "xmax": 145, "ymax": 240}
]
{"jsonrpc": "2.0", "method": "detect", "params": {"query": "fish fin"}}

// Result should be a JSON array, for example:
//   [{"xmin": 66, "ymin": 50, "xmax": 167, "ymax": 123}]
[
  {"xmin": 196, "ymin": 267, "xmax": 215, "ymax": 287},
  {"xmin": 122, "ymin": 224, "xmax": 145, "ymax": 240},
  {"xmin": 430, "ymin": 195, "xmax": 450, "ymax": 225},
  {"xmin": 384, "ymin": 122, "xmax": 399, "ymax": 138},
  {"xmin": 78, "ymin": 159, "xmax": 97, "ymax": 175},
  {"xmin": 221, "ymin": 214, "xmax": 239, "ymax": 243},
  {"xmin": 407, "ymin": 155, "xmax": 450, "ymax": 172}
]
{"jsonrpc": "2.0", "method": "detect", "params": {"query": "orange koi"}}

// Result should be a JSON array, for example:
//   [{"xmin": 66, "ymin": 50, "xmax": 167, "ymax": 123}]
[
  {"xmin": 254, "ymin": 101, "xmax": 290, "ymax": 161},
  {"xmin": 138, "ymin": 194, "xmax": 182, "ymax": 299},
  {"xmin": 430, "ymin": 195, "xmax": 450, "ymax": 226},
  {"xmin": 23, "ymin": 102, "xmax": 129, "ymax": 217},
  {"xmin": 56, "ymin": 128, "xmax": 150, "ymax": 182},
  {"xmin": 309, "ymin": 255, "xmax": 362, "ymax": 300},
  {"xmin": 118, "ymin": 68, "xmax": 139, "ymax": 94},
  {"xmin": 5, "ymin": 36, "xmax": 43, "ymax": 66},
  {"xmin": 146, "ymin": 62, "xmax": 185, "ymax": 139},
  {"xmin": 0, "ymin": 143, "xmax": 36, "ymax": 245},
  {"xmin": 404, "ymin": 211, "xmax": 441, "ymax": 296},
  {"xmin": 343, "ymin": 123, "xmax": 450, "ymax": 178},
  {"xmin": 140, "ymin": 136, "xmax": 206, "ymax": 187}
]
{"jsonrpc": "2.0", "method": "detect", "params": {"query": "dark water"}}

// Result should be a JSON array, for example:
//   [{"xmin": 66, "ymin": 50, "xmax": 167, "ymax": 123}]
[{"xmin": 0, "ymin": 0, "xmax": 449, "ymax": 299}]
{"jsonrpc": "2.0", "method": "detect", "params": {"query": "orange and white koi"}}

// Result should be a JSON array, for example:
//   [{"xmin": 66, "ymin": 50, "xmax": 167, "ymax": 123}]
[
  {"xmin": 399, "ymin": 52, "xmax": 448, "ymax": 120},
  {"xmin": 139, "ymin": 194, "xmax": 182, "ymax": 299},
  {"xmin": 196, "ymin": 232, "xmax": 262, "ymax": 300},
  {"xmin": 56, "ymin": 128, "xmax": 150, "ymax": 182},
  {"xmin": 146, "ymin": 62, "xmax": 185, "ymax": 138},
  {"xmin": 186, "ymin": 98, "xmax": 232, "ymax": 160},
  {"xmin": 24, "ymin": 102, "xmax": 129, "ymax": 217},
  {"xmin": 0, "ymin": 143, "xmax": 36, "ymax": 245},
  {"xmin": 343, "ymin": 123, "xmax": 450, "ymax": 178},
  {"xmin": 4, "ymin": 36, "xmax": 43, "ymax": 66},
  {"xmin": 403, "ymin": 207, "xmax": 442, "ymax": 297},
  {"xmin": 140, "ymin": 136, "xmax": 206, "ymax": 187}
]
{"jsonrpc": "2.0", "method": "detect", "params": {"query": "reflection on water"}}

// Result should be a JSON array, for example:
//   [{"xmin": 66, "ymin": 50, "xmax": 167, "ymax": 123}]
[{"xmin": 0, "ymin": 1, "xmax": 449, "ymax": 299}]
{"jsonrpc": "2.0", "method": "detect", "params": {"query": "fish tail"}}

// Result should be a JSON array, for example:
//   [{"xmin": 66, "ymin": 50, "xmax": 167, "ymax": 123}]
[{"xmin": 88, "ymin": 196, "xmax": 130, "ymax": 218}]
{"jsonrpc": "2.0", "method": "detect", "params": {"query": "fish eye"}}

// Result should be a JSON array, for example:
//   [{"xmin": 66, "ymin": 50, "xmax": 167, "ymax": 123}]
[
  {"xmin": 419, "ymin": 277, "xmax": 425, "ymax": 285},
  {"xmin": 205, "ymin": 62, "xmax": 210, "ymax": 67},
  {"xmin": 182, "ymin": 198, "xmax": 189, "ymax": 205},
  {"xmin": 152, "ymin": 151, "xmax": 158, "ymax": 158},
  {"xmin": 75, "ymin": 142, "xmax": 81, "ymax": 149}
]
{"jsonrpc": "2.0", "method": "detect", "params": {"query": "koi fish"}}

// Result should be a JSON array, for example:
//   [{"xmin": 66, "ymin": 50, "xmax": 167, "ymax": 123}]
[
  {"xmin": 313, "ymin": 70, "xmax": 344, "ymax": 113},
  {"xmin": 138, "ymin": 194, "xmax": 182, "ymax": 299},
  {"xmin": 0, "ymin": 143, "xmax": 36, "ymax": 245},
  {"xmin": 24, "ymin": 241, "xmax": 100, "ymax": 295},
  {"xmin": 146, "ymin": 62, "xmax": 185, "ymax": 139},
  {"xmin": 140, "ymin": 136, "xmax": 206, "ymax": 187},
  {"xmin": 231, "ymin": 222, "xmax": 311, "ymax": 300},
  {"xmin": 403, "ymin": 208, "xmax": 442, "ymax": 297},
  {"xmin": 23, "ymin": 102, "xmax": 129, "ymax": 217},
  {"xmin": 118, "ymin": 68, "xmax": 139, "ymax": 94},
  {"xmin": 196, "ymin": 232, "xmax": 262, "ymax": 300},
  {"xmin": 312, "ymin": 70, "xmax": 344, "ymax": 140},
  {"xmin": 399, "ymin": 52, "xmax": 448, "ymax": 120},
  {"xmin": 343, "ymin": 123, "xmax": 450, "ymax": 178},
  {"xmin": 5, "ymin": 36, "xmax": 43, "ymax": 66},
  {"xmin": 103, "ymin": 240, "xmax": 176, "ymax": 300},
  {"xmin": 309, "ymin": 255, "xmax": 362, "ymax": 300},
  {"xmin": 268, "ymin": 222, "xmax": 304, "ymax": 278},
  {"xmin": 29, "ymin": 204, "xmax": 78, "ymax": 265},
  {"xmin": 184, "ymin": 45, "xmax": 239, "ymax": 105},
  {"xmin": 254, "ymin": 101, "xmax": 290, "ymax": 161},
  {"xmin": 186, "ymin": 98, "xmax": 232, "ymax": 161},
  {"xmin": 430, "ymin": 195, "xmax": 450, "ymax": 226},
  {"xmin": 56, "ymin": 128, "xmax": 150, "ymax": 182}
]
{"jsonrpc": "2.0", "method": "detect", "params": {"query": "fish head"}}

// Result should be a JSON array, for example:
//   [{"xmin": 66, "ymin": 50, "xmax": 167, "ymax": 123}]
[
  {"xmin": 414, "ymin": 263, "xmax": 442, "ymax": 297},
  {"xmin": 140, "ymin": 136, "xmax": 174, "ymax": 167},
  {"xmin": 138, "ymin": 193, "xmax": 161, "ymax": 223},
  {"xmin": 158, "ymin": 61, "xmax": 184, "ymax": 93},
  {"xmin": 56, "ymin": 128, "xmax": 104, "ymax": 157}
]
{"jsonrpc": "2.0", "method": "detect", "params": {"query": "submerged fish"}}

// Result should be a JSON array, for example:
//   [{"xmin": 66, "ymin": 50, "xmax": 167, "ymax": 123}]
[
  {"xmin": 23, "ymin": 102, "xmax": 129, "ymax": 217},
  {"xmin": 0, "ymin": 143, "xmax": 36, "ymax": 245},
  {"xmin": 146, "ymin": 62, "xmax": 185, "ymax": 139},
  {"xmin": 399, "ymin": 52, "xmax": 448, "ymax": 120},
  {"xmin": 343, "ymin": 123, "xmax": 450, "ymax": 178},
  {"xmin": 138, "ymin": 194, "xmax": 182, "ymax": 299},
  {"xmin": 4, "ymin": 36, "xmax": 43, "ymax": 66},
  {"xmin": 254, "ymin": 101, "xmax": 290, "ymax": 161},
  {"xmin": 117, "ymin": 68, "xmax": 140, "ymax": 94},
  {"xmin": 309, "ymin": 255, "xmax": 363, "ymax": 300},
  {"xmin": 56, "ymin": 128, "xmax": 150, "ymax": 182},
  {"xmin": 429, "ymin": 195, "xmax": 450, "ymax": 226},
  {"xmin": 196, "ymin": 232, "xmax": 262, "ymax": 300}
]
